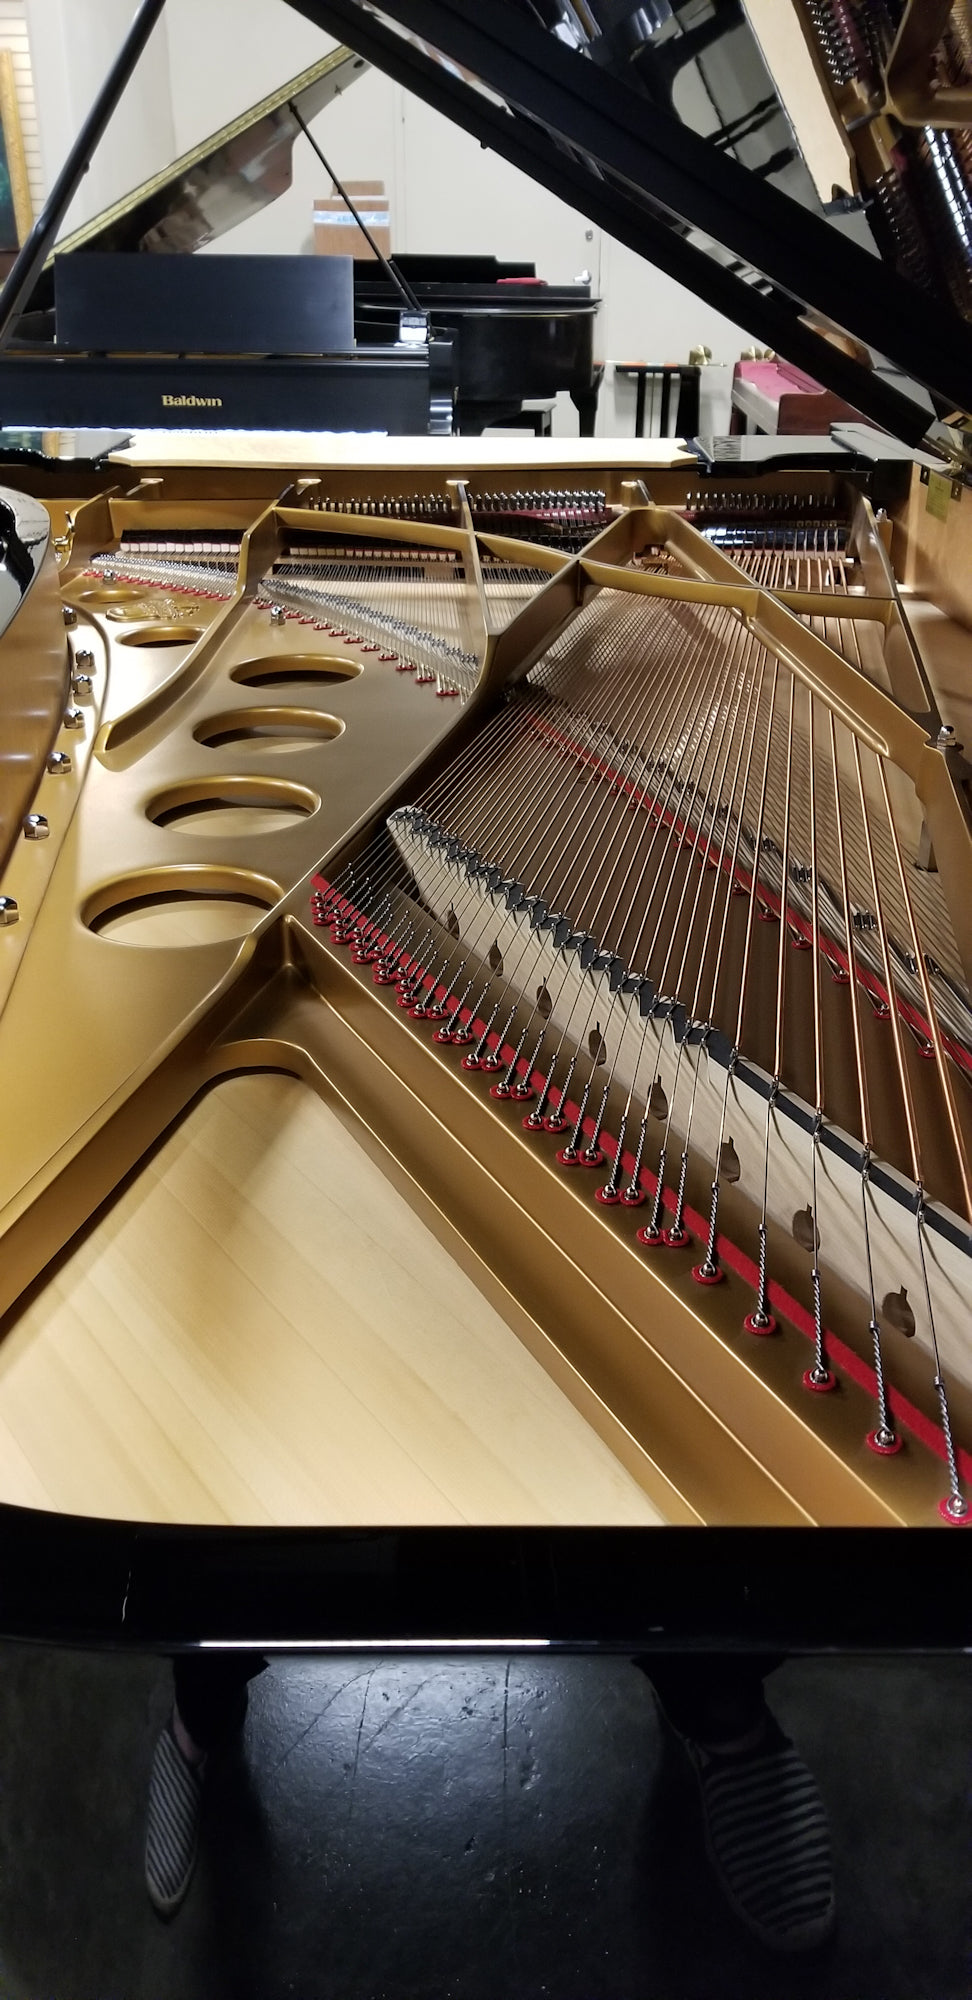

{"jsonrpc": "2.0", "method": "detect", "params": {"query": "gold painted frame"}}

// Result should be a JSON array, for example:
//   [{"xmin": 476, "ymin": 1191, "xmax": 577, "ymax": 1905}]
[{"xmin": 0, "ymin": 47, "xmax": 31, "ymax": 248}]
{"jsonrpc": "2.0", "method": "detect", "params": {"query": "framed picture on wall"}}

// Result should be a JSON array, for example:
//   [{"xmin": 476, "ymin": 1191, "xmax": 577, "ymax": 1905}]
[{"xmin": 0, "ymin": 48, "xmax": 31, "ymax": 252}]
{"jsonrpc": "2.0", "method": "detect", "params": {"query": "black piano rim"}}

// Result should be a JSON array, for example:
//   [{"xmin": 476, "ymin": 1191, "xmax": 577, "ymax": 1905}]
[{"xmin": 2, "ymin": 1505, "xmax": 969, "ymax": 1654}]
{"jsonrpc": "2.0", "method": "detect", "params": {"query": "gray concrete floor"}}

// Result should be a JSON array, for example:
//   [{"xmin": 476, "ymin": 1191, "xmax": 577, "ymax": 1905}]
[{"xmin": 0, "ymin": 1645, "xmax": 966, "ymax": 1998}]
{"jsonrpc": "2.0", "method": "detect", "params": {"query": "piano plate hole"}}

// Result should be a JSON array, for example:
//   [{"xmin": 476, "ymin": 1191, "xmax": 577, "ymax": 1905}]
[
  {"xmin": 231, "ymin": 654, "xmax": 362, "ymax": 687},
  {"xmin": 81, "ymin": 864, "xmax": 281, "ymax": 948},
  {"xmin": 105, "ymin": 603, "xmax": 188, "ymax": 623},
  {"xmin": 72, "ymin": 585, "xmax": 150, "ymax": 606},
  {"xmin": 146, "ymin": 776, "xmax": 320, "ymax": 837},
  {"xmin": 116, "ymin": 624, "xmax": 204, "ymax": 647},
  {"xmin": 193, "ymin": 706, "xmax": 344, "ymax": 750}
]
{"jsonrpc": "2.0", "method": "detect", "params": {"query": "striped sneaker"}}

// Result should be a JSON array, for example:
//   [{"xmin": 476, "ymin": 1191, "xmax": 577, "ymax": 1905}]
[
  {"xmin": 144, "ymin": 1721, "xmax": 206, "ymax": 1916},
  {"xmin": 685, "ymin": 1719, "xmax": 836, "ymax": 1953}
]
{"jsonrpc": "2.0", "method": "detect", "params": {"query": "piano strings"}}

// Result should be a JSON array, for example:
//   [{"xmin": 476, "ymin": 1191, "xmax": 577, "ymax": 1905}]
[{"xmin": 308, "ymin": 503, "xmax": 972, "ymax": 1523}]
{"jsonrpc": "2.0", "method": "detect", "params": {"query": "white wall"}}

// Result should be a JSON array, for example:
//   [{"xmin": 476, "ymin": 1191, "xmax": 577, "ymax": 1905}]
[
  {"xmin": 25, "ymin": 0, "xmax": 174, "ymax": 232},
  {"xmin": 24, "ymin": 0, "xmax": 758, "ymax": 432},
  {"xmin": 165, "ymin": 0, "xmax": 334, "ymax": 157}
]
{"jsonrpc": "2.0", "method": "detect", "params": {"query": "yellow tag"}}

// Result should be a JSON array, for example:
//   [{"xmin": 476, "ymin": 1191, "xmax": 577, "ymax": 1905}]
[{"xmin": 926, "ymin": 471, "xmax": 952, "ymax": 521}]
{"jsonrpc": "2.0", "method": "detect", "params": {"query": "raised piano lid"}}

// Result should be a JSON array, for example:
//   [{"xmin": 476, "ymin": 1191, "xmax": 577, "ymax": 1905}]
[
  {"xmin": 286, "ymin": 0, "xmax": 972, "ymax": 453},
  {"xmin": 24, "ymin": 44, "xmax": 370, "ymax": 310}
]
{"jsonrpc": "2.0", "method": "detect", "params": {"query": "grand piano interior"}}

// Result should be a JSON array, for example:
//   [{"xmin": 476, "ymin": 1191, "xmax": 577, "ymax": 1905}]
[{"xmin": 1, "ymin": 0, "xmax": 972, "ymax": 1648}]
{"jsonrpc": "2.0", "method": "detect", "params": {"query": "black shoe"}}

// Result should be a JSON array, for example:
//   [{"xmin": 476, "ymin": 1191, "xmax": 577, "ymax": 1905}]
[
  {"xmin": 683, "ymin": 1714, "xmax": 836, "ymax": 1953},
  {"xmin": 144, "ymin": 1720, "xmax": 206, "ymax": 1917}
]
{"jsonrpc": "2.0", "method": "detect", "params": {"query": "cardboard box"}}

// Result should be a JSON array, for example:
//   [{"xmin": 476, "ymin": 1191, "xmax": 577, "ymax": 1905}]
[{"xmin": 314, "ymin": 181, "xmax": 390, "ymax": 261}]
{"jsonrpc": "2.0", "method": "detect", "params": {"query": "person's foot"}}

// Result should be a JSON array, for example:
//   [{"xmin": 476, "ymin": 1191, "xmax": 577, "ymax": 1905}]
[
  {"xmin": 682, "ymin": 1711, "xmax": 835, "ymax": 1953},
  {"xmin": 144, "ymin": 1714, "xmax": 206, "ymax": 1917}
]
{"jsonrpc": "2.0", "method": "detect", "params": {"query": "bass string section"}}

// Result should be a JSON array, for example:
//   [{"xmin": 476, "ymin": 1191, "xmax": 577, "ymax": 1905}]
[
  {"xmin": 94, "ymin": 503, "xmax": 561, "ymax": 697},
  {"xmin": 263, "ymin": 555, "xmax": 552, "ymax": 689},
  {"xmin": 264, "ymin": 486, "xmax": 604, "ymax": 683},
  {"xmin": 313, "ymin": 577, "xmax": 972, "ymax": 1526},
  {"xmin": 87, "ymin": 536, "xmax": 519, "ymax": 701}
]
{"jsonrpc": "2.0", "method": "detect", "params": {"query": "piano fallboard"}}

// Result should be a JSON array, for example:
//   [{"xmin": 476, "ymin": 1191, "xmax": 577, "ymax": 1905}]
[{"xmin": 0, "ymin": 345, "xmax": 456, "ymax": 434}]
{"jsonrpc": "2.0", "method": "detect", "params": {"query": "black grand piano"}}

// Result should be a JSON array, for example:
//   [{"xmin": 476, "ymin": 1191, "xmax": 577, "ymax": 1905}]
[
  {"xmin": 0, "ymin": 46, "xmax": 600, "ymax": 436},
  {"xmin": 355, "ymin": 252, "xmax": 600, "ymax": 432},
  {"xmin": 0, "ymin": 0, "xmax": 971, "ymax": 1665}
]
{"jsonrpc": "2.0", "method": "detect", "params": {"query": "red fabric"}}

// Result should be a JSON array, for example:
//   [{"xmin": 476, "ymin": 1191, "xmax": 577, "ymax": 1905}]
[
  {"xmin": 731, "ymin": 357, "xmax": 867, "ymax": 431},
  {"xmin": 733, "ymin": 358, "xmax": 824, "ymax": 396}
]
